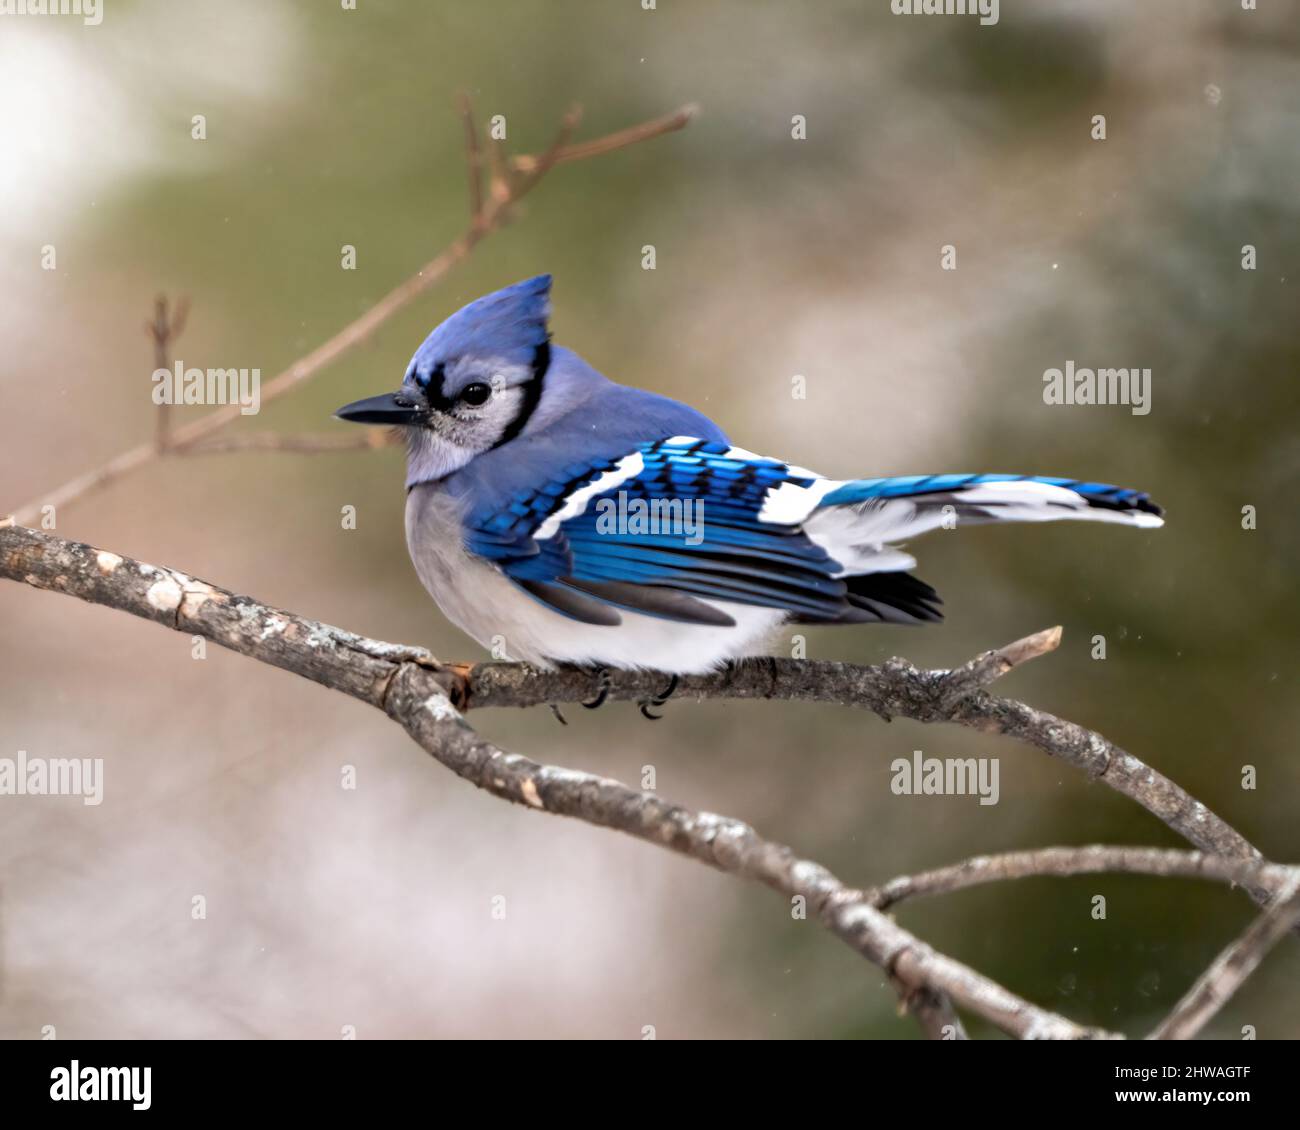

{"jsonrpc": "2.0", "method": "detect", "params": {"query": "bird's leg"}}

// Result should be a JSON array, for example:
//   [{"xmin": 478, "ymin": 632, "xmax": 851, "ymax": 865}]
[
  {"xmin": 581, "ymin": 666, "xmax": 612, "ymax": 710},
  {"xmin": 638, "ymin": 674, "xmax": 679, "ymax": 721},
  {"xmin": 549, "ymin": 704, "xmax": 569, "ymax": 725}
]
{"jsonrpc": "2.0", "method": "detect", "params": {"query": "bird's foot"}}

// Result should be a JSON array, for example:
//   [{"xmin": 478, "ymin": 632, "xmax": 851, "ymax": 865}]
[
  {"xmin": 581, "ymin": 667, "xmax": 612, "ymax": 710},
  {"xmin": 638, "ymin": 674, "xmax": 679, "ymax": 721}
]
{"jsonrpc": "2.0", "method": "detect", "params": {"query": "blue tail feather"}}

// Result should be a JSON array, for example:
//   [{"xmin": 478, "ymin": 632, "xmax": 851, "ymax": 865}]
[{"xmin": 819, "ymin": 473, "xmax": 1163, "ymax": 518}]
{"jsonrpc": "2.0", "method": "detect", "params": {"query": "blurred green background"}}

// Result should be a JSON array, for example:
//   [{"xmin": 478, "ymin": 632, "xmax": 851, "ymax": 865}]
[{"xmin": 1, "ymin": 0, "xmax": 1296, "ymax": 1038}]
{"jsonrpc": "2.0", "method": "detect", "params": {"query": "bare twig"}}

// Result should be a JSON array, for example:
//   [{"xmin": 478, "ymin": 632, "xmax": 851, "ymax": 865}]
[
  {"xmin": 181, "ymin": 430, "xmax": 398, "ymax": 455},
  {"xmin": 456, "ymin": 92, "xmax": 485, "ymax": 223},
  {"xmin": 511, "ymin": 104, "xmax": 583, "ymax": 195},
  {"xmin": 485, "ymin": 124, "xmax": 513, "ymax": 204},
  {"xmin": 1149, "ymin": 873, "xmax": 1300, "ymax": 1041},
  {"xmin": 871, "ymin": 846, "xmax": 1295, "ymax": 910},
  {"xmin": 146, "ymin": 294, "xmax": 189, "ymax": 453},
  {"xmin": 937, "ymin": 624, "xmax": 1061, "ymax": 710},
  {"xmin": 512, "ymin": 103, "xmax": 697, "ymax": 171},
  {"xmin": 893, "ymin": 978, "xmax": 969, "ymax": 1040},
  {"xmin": 0, "ymin": 523, "xmax": 1122, "ymax": 1039},
  {"xmin": 5, "ymin": 101, "xmax": 696, "ymax": 529}
]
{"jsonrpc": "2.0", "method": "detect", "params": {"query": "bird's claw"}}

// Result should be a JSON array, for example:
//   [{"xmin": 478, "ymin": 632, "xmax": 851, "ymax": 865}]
[
  {"xmin": 582, "ymin": 667, "xmax": 612, "ymax": 710},
  {"xmin": 637, "ymin": 674, "xmax": 679, "ymax": 721}
]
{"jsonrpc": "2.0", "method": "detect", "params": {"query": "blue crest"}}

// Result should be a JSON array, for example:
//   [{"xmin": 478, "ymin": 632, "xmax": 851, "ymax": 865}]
[{"xmin": 406, "ymin": 274, "xmax": 551, "ymax": 384}]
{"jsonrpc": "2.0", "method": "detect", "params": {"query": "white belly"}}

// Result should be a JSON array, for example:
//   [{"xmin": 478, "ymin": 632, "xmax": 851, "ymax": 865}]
[{"xmin": 405, "ymin": 485, "xmax": 788, "ymax": 673}]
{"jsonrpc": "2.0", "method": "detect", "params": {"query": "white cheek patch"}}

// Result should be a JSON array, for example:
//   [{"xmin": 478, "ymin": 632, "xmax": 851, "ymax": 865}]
[
  {"xmin": 404, "ymin": 381, "xmax": 534, "ymax": 488},
  {"xmin": 436, "ymin": 385, "xmax": 524, "ymax": 442},
  {"xmin": 405, "ymin": 426, "xmax": 476, "ymax": 482},
  {"xmin": 479, "ymin": 385, "xmax": 525, "ymax": 434}
]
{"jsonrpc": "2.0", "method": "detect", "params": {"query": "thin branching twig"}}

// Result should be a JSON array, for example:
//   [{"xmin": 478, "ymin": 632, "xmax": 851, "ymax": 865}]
[
  {"xmin": 5, "ymin": 98, "xmax": 695, "ymax": 529},
  {"xmin": 146, "ymin": 294, "xmax": 189, "ymax": 453},
  {"xmin": 181, "ymin": 430, "xmax": 399, "ymax": 455},
  {"xmin": 871, "ymin": 847, "xmax": 1294, "ymax": 910},
  {"xmin": 1149, "ymin": 874, "xmax": 1300, "ymax": 1040}
]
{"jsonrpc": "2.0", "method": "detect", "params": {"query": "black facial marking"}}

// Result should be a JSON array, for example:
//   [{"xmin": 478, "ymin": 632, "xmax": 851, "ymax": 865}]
[
  {"xmin": 417, "ymin": 363, "xmax": 451, "ymax": 410},
  {"xmin": 491, "ymin": 339, "xmax": 551, "ymax": 449}
]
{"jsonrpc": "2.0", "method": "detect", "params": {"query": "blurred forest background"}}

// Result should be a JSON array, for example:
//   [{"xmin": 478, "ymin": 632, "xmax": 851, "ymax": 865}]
[{"xmin": 1, "ymin": 0, "xmax": 1297, "ymax": 1039}]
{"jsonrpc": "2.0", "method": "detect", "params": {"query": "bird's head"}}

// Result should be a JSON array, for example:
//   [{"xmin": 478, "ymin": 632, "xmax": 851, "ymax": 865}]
[{"xmin": 335, "ymin": 274, "xmax": 552, "ymax": 479}]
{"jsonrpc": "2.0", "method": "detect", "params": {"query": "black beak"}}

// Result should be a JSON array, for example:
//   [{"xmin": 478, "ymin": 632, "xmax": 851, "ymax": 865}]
[{"xmin": 334, "ymin": 391, "xmax": 427, "ymax": 426}]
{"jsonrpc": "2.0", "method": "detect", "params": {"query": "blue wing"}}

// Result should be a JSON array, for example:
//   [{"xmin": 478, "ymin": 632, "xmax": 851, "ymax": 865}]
[
  {"xmin": 462, "ymin": 440, "xmax": 1161, "ymax": 628},
  {"xmin": 463, "ymin": 437, "xmax": 894, "ymax": 626}
]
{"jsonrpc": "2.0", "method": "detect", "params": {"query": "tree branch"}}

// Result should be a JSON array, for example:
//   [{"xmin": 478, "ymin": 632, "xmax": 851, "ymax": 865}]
[
  {"xmin": 1149, "ymin": 873, "xmax": 1300, "ymax": 1041},
  {"xmin": 871, "ymin": 846, "xmax": 1295, "ymax": 911},
  {"xmin": 511, "ymin": 103, "xmax": 698, "ymax": 171},
  {"xmin": 386, "ymin": 662, "xmax": 1105, "ymax": 1039},
  {"xmin": 146, "ymin": 293, "xmax": 188, "ymax": 453},
  {"xmin": 936, "ymin": 624, "xmax": 1061, "ymax": 710},
  {"xmin": 179, "ymin": 430, "xmax": 399, "ymax": 455},
  {"xmin": 4, "ymin": 100, "xmax": 695, "ymax": 529},
  {"xmin": 892, "ymin": 978, "xmax": 969, "ymax": 1040},
  {"xmin": 451, "ymin": 659, "xmax": 1267, "ymax": 884},
  {"xmin": 456, "ymin": 92, "xmax": 485, "ymax": 224},
  {"xmin": 1, "ymin": 523, "xmax": 1136, "ymax": 1040},
  {"xmin": 4, "ymin": 525, "xmax": 1292, "ymax": 1037}
]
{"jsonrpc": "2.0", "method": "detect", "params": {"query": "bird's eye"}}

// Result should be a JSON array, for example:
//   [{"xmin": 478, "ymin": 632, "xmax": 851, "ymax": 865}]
[{"xmin": 460, "ymin": 382, "xmax": 493, "ymax": 406}]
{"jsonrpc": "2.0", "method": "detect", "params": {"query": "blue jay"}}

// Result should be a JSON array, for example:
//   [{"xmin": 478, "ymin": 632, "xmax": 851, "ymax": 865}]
[{"xmin": 336, "ymin": 276, "xmax": 1163, "ymax": 677}]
